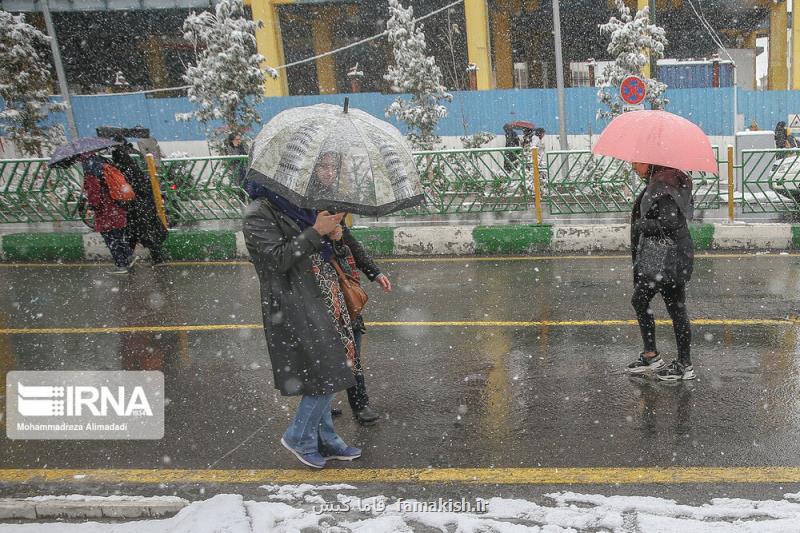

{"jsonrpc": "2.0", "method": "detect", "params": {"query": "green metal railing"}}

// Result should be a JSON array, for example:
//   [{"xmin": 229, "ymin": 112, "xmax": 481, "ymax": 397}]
[
  {"xmin": 543, "ymin": 147, "xmax": 721, "ymax": 214},
  {"xmin": 400, "ymin": 147, "xmax": 531, "ymax": 216},
  {"xmin": 0, "ymin": 158, "xmax": 85, "ymax": 223},
  {"xmin": 740, "ymin": 148, "xmax": 800, "ymax": 214},
  {"xmin": 13, "ymin": 144, "xmax": 800, "ymax": 224},
  {"xmin": 159, "ymin": 156, "xmax": 248, "ymax": 224}
]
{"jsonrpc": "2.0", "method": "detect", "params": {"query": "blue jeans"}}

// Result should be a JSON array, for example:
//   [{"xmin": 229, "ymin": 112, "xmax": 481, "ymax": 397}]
[{"xmin": 283, "ymin": 393, "xmax": 348, "ymax": 455}]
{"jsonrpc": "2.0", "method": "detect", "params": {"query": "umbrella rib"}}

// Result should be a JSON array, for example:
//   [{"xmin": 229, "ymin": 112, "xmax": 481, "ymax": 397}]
[{"xmin": 347, "ymin": 118, "xmax": 381, "ymax": 207}]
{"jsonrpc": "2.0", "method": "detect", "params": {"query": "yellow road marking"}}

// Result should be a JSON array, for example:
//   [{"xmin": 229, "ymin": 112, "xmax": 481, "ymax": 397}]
[
  {"xmin": 0, "ymin": 253, "xmax": 798, "ymax": 268},
  {"xmin": 2, "ymin": 467, "xmax": 800, "ymax": 484},
  {"xmin": 0, "ymin": 318, "xmax": 796, "ymax": 335}
]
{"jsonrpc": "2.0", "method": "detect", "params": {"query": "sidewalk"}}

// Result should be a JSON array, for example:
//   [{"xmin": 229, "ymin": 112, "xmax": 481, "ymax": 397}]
[{"xmin": 0, "ymin": 223, "xmax": 799, "ymax": 261}]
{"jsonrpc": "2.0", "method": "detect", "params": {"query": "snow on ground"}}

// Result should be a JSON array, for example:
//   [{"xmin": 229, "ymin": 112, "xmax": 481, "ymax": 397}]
[{"xmin": 4, "ymin": 486, "xmax": 800, "ymax": 532}]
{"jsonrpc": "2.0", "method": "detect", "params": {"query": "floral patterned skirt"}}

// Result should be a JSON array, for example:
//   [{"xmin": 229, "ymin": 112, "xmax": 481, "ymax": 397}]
[{"xmin": 311, "ymin": 254, "xmax": 360, "ymax": 374}]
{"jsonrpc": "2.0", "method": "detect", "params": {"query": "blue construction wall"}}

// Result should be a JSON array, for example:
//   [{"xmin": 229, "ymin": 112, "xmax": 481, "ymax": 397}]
[{"xmin": 27, "ymin": 87, "xmax": 800, "ymax": 141}]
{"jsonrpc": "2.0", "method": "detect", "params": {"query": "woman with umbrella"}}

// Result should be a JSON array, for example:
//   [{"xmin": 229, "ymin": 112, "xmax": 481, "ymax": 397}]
[
  {"xmin": 243, "ymin": 190, "xmax": 361, "ymax": 468},
  {"xmin": 627, "ymin": 161, "xmax": 695, "ymax": 381},
  {"xmin": 243, "ymin": 102, "xmax": 423, "ymax": 467},
  {"xmin": 593, "ymin": 110, "xmax": 715, "ymax": 381},
  {"xmin": 49, "ymin": 137, "xmax": 136, "ymax": 274}
]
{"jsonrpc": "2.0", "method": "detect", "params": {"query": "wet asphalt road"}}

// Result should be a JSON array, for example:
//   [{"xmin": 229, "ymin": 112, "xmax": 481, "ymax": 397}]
[{"xmin": 2, "ymin": 254, "xmax": 800, "ymax": 501}]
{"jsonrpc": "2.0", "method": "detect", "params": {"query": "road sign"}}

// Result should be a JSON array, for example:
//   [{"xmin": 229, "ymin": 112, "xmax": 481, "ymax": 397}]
[
  {"xmin": 789, "ymin": 114, "xmax": 800, "ymax": 129},
  {"xmin": 620, "ymin": 76, "xmax": 646, "ymax": 106}
]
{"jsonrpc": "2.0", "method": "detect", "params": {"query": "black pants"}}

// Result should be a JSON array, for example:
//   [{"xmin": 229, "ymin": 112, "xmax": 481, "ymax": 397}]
[
  {"xmin": 346, "ymin": 327, "xmax": 369, "ymax": 411},
  {"xmin": 631, "ymin": 279, "xmax": 692, "ymax": 365},
  {"xmin": 129, "ymin": 235, "xmax": 165, "ymax": 263},
  {"xmin": 101, "ymin": 227, "xmax": 133, "ymax": 268}
]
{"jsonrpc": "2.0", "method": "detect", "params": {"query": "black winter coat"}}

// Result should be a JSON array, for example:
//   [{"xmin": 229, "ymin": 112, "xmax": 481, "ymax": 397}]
[
  {"xmin": 112, "ymin": 149, "xmax": 168, "ymax": 247},
  {"xmin": 243, "ymin": 199, "xmax": 355, "ymax": 396},
  {"xmin": 631, "ymin": 169, "xmax": 694, "ymax": 284}
]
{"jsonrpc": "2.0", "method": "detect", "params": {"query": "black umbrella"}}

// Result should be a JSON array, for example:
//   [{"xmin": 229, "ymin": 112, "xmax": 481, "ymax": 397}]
[{"xmin": 48, "ymin": 137, "xmax": 123, "ymax": 168}]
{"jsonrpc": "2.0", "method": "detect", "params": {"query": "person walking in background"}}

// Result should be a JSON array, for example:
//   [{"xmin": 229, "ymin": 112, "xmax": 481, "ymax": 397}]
[
  {"xmin": 80, "ymin": 153, "xmax": 136, "ymax": 274},
  {"xmin": 111, "ymin": 142, "xmax": 168, "ymax": 266},
  {"xmin": 775, "ymin": 121, "xmax": 790, "ymax": 159},
  {"xmin": 531, "ymin": 128, "xmax": 546, "ymax": 155},
  {"xmin": 328, "ymin": 220, "xmax": 392, "ymax": 425},
  {"xmin": 226, "ymin": 133, "xmax": 250, "ymax": 198},
  {"xmin": 243, "ymin": 187, "xmax": 362, "ymax": 469},
  {"xmin": 627, "ymin": 163, "xmax": 695, "ymax": 381}
]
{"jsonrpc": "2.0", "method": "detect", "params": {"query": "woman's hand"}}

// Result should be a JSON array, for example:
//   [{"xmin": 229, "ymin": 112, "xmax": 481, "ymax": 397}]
[
  {"xmin": 312, "ymin": 211, "xmax": 345, "ymax": 236},
  {"xmin": 376, "ymin": 274, "xmax": 392, "ymax": 293},
  {"xmin": 327, "ymin": 225, "xmax": 344, "ymax": 241}
]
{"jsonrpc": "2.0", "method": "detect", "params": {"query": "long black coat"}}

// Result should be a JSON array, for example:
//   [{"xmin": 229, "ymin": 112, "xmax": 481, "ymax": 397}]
[
  {"xmin": 631, "ymin": 169, "xmax": 694, "ymax": 284},
  {"xmin": 112, "ymin": 149, "xmax": 168, "ymax": 247},
  {"xmin": 242, "ymin": 199, "xmax": 355, "ymax": 396}
]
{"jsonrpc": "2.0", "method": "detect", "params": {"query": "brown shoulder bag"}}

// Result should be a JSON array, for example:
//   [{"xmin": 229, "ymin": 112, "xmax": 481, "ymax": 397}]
[{"xmin": 331, "ymin": 259, "xmax": 368, "ymax": 320}]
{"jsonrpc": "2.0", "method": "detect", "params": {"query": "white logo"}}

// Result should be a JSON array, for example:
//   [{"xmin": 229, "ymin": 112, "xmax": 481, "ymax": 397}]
[
  {"xmin": 16, "ymin": 383, "xmax": 65, "ymax": 416},
  {"xmin": 17, "ymin": 382, "xmax": 153, "ymax": 418}
]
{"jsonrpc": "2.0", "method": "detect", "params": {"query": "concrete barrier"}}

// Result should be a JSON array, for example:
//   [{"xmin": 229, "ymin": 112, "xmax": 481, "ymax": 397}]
[{"xmin": 2, "ymin": 223, "xmax": 800, "ymax": 261}]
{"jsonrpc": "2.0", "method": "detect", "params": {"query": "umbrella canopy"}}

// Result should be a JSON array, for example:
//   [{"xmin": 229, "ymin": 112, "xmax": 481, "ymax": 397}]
[
  {"xmin": 247, "ymin": 103, "xmax": 424, "ymax": 216},
  {"xmin": 48, "ymin": 137, "xmax": 123, "ymax": 168},
  {"xmin": 592, "ymin": 110, "xmax": 718, "ymax": 174}
]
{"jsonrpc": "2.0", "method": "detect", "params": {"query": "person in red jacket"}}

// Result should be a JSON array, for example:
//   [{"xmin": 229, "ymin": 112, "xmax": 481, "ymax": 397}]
[{"xmin": 80, "ymin": 153, "xmax": 137, "ymax": 274}]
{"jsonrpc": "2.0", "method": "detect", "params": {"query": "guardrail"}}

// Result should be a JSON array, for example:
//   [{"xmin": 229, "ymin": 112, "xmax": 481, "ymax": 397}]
[
  {"xmin": 400, "ymin": 147, "xmax": 530, "ymax": 216},
  {"xmin": 0, "ymin": 159, "xmax": 84, "ymax": 224},
  {"xmin": 740, "ymin": 148, "xmax": 800, "ymax": 214},
  {"xmin": 5, "ymin": 144, "xmax": 800, "ymax": 225},
  {"xmin": 543, "ymin": 147, "xmax": 721, "ymax": 215}
]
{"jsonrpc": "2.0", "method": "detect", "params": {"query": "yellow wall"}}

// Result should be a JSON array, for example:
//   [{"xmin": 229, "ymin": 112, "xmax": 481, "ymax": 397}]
[
  {"xmin": 312, "ymin": 7, "xmax": 337, "ymax": 94},
  {"xmin": 250, "ymin": 0, "xmax": 289, "ymax": 97},
  {"xmin": 793, "ymin": 3, "xmax": 800, "ymax": 89},
  {"xmin": 465, "ymin": 0, "xmax": 493, "ymax": 89},
  {"xmin": 492, "ymin": 2, "xmax": 513, "ymax": 89},
  {"xmin": 769, "ymin": 0, "xmax": 788, "ymax": 90}
]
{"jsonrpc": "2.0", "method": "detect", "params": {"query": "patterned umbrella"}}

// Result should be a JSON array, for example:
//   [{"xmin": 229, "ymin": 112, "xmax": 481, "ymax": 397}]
[
  {"xmin": 247, "ymin": 102, "xmax": 424, "ymax": 216},
  {"xmin": 48, "ymin": 137, "xmax": 122, "ymax": 168}
]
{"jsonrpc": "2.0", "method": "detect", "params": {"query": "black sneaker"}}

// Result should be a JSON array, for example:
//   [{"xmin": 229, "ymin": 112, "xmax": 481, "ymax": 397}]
[
  {"xmin": 626, "ymin": 352, "xmax": 665, "ymax": 374},
  {"xmin": 656, "ymin": 360, "xmax": 696, "ymax": 381}
]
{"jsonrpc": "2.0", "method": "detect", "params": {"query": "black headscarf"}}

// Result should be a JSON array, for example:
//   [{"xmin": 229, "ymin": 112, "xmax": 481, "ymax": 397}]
[{"xmin": 248, "ymin": 183, "xmax": 334, "ymax": 262}]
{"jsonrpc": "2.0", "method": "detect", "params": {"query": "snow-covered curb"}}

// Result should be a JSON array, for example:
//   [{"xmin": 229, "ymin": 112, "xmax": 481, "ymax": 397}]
[
  {"xmin": 0, "ymin": 495, "xmax": 187, "ymax": 520},
  {"xmin": 0, "ymin": 223, "xmax": 799, "ymax": 261},
  {"xmin": 4, "ymin": 487, "xmax": 800, "ymax": 531}
]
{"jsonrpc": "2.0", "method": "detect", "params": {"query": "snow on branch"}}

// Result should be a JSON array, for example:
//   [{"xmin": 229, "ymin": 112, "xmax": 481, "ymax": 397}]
[
  {"xmin": 384, "ymin": 0, "xmax": 452, "ymax": 151},
  {"xmin": 0, "ymin": 9, "xmax": 66, "ymax": 157},
  {"xmin": 597, "ymin": 0, "xmax": 668, "ymax": 120},
  {"xmin": 177, "ymin": 0, "xmax": 273, "ymax": 150}
]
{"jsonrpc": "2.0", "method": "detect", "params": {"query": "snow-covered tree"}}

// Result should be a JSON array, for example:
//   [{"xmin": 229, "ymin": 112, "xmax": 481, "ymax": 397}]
[
  {"xmin": 0, "ymin": 10, "xmax": 65, "ymax": 157},
  {"xmin": 176, "ymin": 0, "xmax": 274, "ymax": 151},
  {"xmin": 384, "ymin": 0, "xmax": 452, "ymax": 150},
  {"xmin": 460, "ymin": 131, "xmax": 494, "ymax": 149},
  {"xmin": 597, "ymin": 0, "xmax": 668, "ymax": 119}
]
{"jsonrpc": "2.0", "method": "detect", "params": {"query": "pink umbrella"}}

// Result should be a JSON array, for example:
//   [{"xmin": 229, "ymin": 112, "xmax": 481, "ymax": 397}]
[{"xmin": 592, "ymin": 110, "xmax": 718, "ymax": 174}]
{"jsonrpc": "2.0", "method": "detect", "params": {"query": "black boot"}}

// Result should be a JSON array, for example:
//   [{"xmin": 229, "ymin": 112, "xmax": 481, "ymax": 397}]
[{"xmin": 353, "ymin": 405, "xmax": 380, "ymax": 424}]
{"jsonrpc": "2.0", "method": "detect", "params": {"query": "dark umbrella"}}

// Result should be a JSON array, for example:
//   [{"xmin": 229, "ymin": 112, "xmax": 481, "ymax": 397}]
[{"xmin": 48, "ymin": 137, "xmax": 123, "ymax": 168}]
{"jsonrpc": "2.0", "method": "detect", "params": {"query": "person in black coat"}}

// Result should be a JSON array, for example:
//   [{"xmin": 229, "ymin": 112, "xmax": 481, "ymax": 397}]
[
  {"xmin": 627, "ymin": 164, "xmax": 695, "ymax": 381},
  {"xmin": 328, "ymin": 221, "xmax": 392, "ymax": 424},
  {"xmin": 111, "ymin": 143, "xmax": 168, "ymax": 265},
  {"xmin": 243, "ymin": 190, "xmax": 362, "ymax": 469}
]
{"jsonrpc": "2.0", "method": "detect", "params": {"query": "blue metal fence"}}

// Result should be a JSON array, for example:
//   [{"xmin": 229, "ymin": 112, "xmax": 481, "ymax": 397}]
[{"xmin": 15, "ymin": 87, "xmax": 800, "ymax": 141}]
